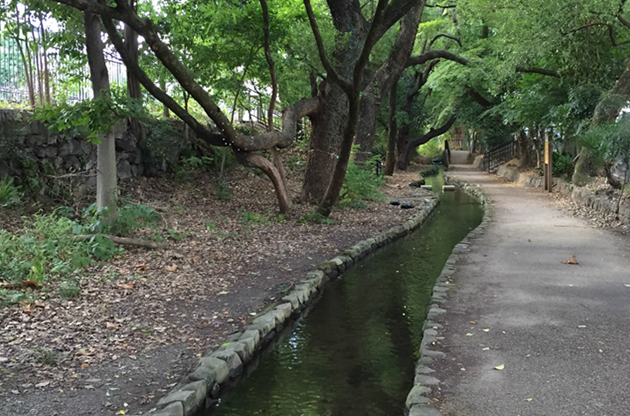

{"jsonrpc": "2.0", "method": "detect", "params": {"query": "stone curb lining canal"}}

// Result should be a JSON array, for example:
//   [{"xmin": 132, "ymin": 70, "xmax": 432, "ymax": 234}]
[
  {"xmin": 404, "ymin": 174, "xmax": 492, "ymax": 416},
  {"xmin": 126, "ymin": 191, "xmax": 440, "ymax": 416}
]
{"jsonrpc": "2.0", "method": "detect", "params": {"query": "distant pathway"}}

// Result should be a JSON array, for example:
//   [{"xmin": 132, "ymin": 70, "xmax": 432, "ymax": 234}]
[{"xmin": 432, "ymin": 165, "xmax": 630, "ymax": 416}]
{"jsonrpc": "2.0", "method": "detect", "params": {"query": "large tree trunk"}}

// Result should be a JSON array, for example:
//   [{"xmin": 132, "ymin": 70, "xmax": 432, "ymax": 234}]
[
  {"xmin": 125, "ymin": 0, "xmax": 144, "ymax": 142},
  {"xmin": 85, "ymin": 11, "xmax": 118, "ymax": 222},
  {"xmin": 302, "ymin": 82, "xmax": 348, "ymax": 202},
  {"xmin": 355, "ymin": 3, "xmax": 425, "ymax": 160}
]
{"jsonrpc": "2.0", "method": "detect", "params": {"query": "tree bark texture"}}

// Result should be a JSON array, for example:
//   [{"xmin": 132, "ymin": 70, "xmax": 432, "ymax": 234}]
[
  {"xmin": 125, "ymin": 0, "xmax": 144, "ymax": 142},
  {"xmin": 517, "ymin": 129, "xmax": 531, "ymax": 169},
  {"xmin": 384, "ymin": 84, "xmax": 398, "ymax": 175},
  {"xmin": 84, "ymin": 10, "xmax": 118, "ymax": 222}
]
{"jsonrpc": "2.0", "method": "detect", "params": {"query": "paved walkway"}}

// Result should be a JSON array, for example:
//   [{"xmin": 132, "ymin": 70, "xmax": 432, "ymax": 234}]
[{"xmin": 433, "ymin": 164, "xmax": 630, "ymax": 416}]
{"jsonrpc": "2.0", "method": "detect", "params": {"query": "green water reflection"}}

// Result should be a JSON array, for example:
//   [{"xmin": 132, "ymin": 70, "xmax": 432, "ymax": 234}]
[{"xmin": 209, "ymin": 186, "xmax": 482, "ymax": 416}]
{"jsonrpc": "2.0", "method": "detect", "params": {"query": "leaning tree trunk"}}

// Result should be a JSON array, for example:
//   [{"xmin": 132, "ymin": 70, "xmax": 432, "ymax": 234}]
[
  {"xmin": 85, "ymin": 11, "xmax": 118, "ymax": 222},
  {"xmin": 398, "ymin": 113, "xmax": 458, "ymax": 170}
]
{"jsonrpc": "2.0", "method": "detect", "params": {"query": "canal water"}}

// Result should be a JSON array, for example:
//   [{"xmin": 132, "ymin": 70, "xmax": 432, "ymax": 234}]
[{"xmin": 208, "ymin": 181, "xmax": 482, "ymax": 416}]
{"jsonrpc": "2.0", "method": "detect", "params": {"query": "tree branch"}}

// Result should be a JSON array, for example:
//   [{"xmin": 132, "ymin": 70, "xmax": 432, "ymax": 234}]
[
  {"xmin": 381, "ymin": 0, "xmax": 423, "ymax": 33},
  {"xmin": 466, "ymin": 86, "xmax": 494, "ymax": 108},
  {"xmin": 406, "ymin": 49, "xmax": 470, "ymax": 67},
  {"xmin": 353, "ymin": 0, "xmax": 389, "ymax": 90},
  {"xmin": 406, "ymin": 112, "xmax": 458, "ymax": 150},
  {"xmin": 101, "ymin": 16, "xmax": 221, "ymax": 145},
  {"xmin": 515, "ymin": 66, "xmax": 559, "ymax": 77},
  {"xmin": 428, "ymin": 33, "xmax": 462, "ymax": 50},
  {"xmin": 303, "ymin": 0, "xmax": 352, "ymax": 94}
]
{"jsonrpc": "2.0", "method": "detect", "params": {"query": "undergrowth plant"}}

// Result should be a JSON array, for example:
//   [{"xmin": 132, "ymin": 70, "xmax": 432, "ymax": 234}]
[
  {"xmin": 0, "ymin": 202, "xmax": 161, "ymax": 306},
  {"xmin": 339, "ymin": 150, "xmax": 384, "ymax": 206},
  {"xmin": 0, "ymin": 177, "xmax": 23, "ymax": 208}
]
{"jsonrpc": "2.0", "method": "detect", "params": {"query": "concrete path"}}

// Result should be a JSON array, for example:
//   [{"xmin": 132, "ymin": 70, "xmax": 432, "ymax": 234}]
[{"xmin": 433, "ymin": 165, "xmax": 630, "ymax": 416}]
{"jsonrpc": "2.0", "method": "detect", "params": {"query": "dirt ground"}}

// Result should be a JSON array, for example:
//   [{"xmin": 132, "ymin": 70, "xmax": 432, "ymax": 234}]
[{"xmin": 0, "ymin": 165, "xmax": 430, "ymax": 416}]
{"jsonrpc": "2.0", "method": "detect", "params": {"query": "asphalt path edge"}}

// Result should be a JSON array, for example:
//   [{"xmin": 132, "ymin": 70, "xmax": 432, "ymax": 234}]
[{"xmin": 404, "ymin": 173, "xmax": 493, "ymax": 416}]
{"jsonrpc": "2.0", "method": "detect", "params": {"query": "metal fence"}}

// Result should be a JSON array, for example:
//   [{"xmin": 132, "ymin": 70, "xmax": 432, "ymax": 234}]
[{"xmin": 0, "ymin": 35, "xmax": 127, "ymax": 105}]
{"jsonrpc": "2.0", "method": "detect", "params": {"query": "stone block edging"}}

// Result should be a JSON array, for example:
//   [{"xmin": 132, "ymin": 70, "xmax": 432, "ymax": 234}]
[
  {"xmin": 496, "ymin": 164, "xmax": 630, "ymax": 223},
  {"xmin": 404, "ymin": 174, "xmax": 492, "ymax": 416},
  {"xmin": 128, "ymin": 192, "xmax": 440, "ymax": 416}
]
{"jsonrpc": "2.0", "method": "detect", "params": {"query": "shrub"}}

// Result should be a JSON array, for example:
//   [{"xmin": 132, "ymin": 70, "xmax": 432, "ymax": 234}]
[
  {"xmin": 419, "ymin": 165, "xmax": 440, "ymax": 178},
  {"xmin": 340, "ymin": 155, "xmax": 384, "ymax": 204},
  {"xmin": 552, "ymin": 151, "xmax": 574, "ymax": 177},
  {"xmin": 80, "ymin": 203, "xmax": 161, "ymax": 237},
  {"xmin": 0, "ymin": 177, "xmax": 23, "ymax": 209},
  {"xmin": 0, "ymin": 211, "xmax": 122, "ymax": 292}
]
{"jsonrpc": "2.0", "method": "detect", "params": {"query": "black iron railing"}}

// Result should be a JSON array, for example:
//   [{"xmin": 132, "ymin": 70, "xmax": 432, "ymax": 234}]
[{"xmin": 482, "ymin": 140, "xmax": 516, "ymax": 171}]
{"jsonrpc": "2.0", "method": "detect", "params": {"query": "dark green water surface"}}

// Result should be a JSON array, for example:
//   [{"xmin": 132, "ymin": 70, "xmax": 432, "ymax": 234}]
[{"xmin": 208, "ymin": 184, "xmax": 482, "ymax": 416}]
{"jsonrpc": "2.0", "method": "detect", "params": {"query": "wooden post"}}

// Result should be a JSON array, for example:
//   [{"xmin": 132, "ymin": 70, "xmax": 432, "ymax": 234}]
[{"xmin": 544, "ymin": 133, "xmax": 553, "ymax": 192}]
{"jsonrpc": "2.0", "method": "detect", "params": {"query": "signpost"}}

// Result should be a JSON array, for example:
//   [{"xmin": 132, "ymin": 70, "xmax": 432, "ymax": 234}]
[{"xmin": 544, "ymin": 134, "xmax": 553, "ymax": 192}]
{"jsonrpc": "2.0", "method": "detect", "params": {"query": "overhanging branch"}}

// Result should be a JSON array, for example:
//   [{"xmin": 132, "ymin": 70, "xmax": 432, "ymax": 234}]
[
  {"xmin": 516, "ymin": 66, "xmax": 559, "ymax": 77},
  {"xmin": 407, "ymin": 49, "xmax": 470, "ymax": 67},
  {"xmin": 303, "ymin": 0, "xmax": 352, "ymax": 94},
  {"xmin": 406, "ymin": 112, "xmax": 458, "ymax": 150}
]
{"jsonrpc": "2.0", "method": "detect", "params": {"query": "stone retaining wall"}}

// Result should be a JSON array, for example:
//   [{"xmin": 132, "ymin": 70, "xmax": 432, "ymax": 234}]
[
  {"xmin": 0, "ymin": 109, "xmax": 189, "ymax": 199},
  {"xmin": 127, "ymin": 191, "xmax": 441, "ymax": 416},
  {"xmin": 404, "ymin": 174, "xmax": 492, "ymax": 416},
  {"xmin": 496, "ymin": 164, "xmax": 630, "ymax": 224}
]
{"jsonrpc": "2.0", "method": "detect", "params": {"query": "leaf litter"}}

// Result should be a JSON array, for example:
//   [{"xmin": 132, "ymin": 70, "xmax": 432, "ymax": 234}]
[{"xmin": 0, "ymin": 168, "xmax": 434, "ymax": 415}]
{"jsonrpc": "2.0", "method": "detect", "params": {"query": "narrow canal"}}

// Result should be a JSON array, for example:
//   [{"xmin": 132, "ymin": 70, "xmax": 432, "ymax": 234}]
[{"xmin": 208, "ymin": 182, "xmax": 483, "ymax": 416}]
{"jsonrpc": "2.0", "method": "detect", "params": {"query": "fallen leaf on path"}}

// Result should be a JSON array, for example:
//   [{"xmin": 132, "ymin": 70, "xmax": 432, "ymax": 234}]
[
  {"xmin": 21, "ymin": 280, "xmax": 41, "ymax": 288},
  {"xmin": 465, "ymin": 333, "xmax": 474, "ymax": 337},
  {"xmin": 526, "ymin": 398, "xmax": 533, "ymax": 402},
  {"xmin": 80, "ymin": 363, "xmax": 89, "ymax": 369},
  {"xmin": 563, "ymin": 254, "xmax": 579, "ymax": 265},
  {"xmin": 494, "ymin": 364, "xmax": 505, "ymax": 371},
  {"xmin": 35, "ymin": 381, "xmax": 50, "ymax": 388},
  {"xmin": 135, "ymin": 263, "xmax": 146, "ymax": 271},
  {"xmin": 625, "ymin": 284, "xmax": 630, "ymax": 288},
  {"xmin": 20, "ymin": 303, "xmax": 36, "ymax": 314},
  {"xmin": 164, "ymin": 264, "xmax": 178, "ymax": 272},
  {"xmin": 470, "ymin": 321, "xmax": 477, "ymax": 325},
  {"xmin": 483, "ymin": 328, "xmax": 490, "ymax": 332},
  {"xmin": 116, "ymin": 282, "xmax": 134, "ymax": 290}
]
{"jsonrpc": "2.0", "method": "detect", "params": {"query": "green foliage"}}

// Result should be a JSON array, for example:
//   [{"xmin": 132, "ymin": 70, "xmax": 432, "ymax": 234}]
[
  {"xmin": 416, "ymin": 139, "xmax": 442, "ymax": 159},
  {"xmin": 340, "ymin": 151, "xmax": 384, "ymax": 204},
  {"xmin": 33, "ymin": 89, "xmax": 146, "ymax": 142},
  {"xmin": 0, "ymin": 176, "xmax": 22, "ymax": 208},
  {"xmin": 298, "ymin": 213, "xmax": 334, "ymax": 225},
  {"xmin": 58, "ymin": 280, "xmax": 80, "ymax": 299},
  {"xmin": 80, "ymin": 203, "xmax": 161, "ymax": 237},
  {"xmin": 240, "ymin": 211, "xmax": 271, "ymax": 227},
  {"xmin": 216, "ymin": 180, "xmax": 233, "ymax": 200},
  {"xmin": 551, "ymin": 151, "xmax": 575, "ymax": 177},
  {"xmin": 419, "ymin": 165, "xmax": 441, "ymax": 178},
  {"xmin": 0, "ymin": 211, "xmax": 121, "ymax": 290},
  {"xmin": 166, "ymin": 229, "xmax": 188, "ymax": 240}
]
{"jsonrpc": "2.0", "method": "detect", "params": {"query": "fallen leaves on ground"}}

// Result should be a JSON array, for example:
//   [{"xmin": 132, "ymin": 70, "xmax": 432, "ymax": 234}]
[
  {"xmin": 0, "ymin": 167, "xmax": 433, "ymax": 415},
  {"xmin": 563, "ymin": 254, "xmax": 579, "ymax": 265},
  {"xmin": 494, "ymin": 364, "xmax": 505, "ymax": 371}
]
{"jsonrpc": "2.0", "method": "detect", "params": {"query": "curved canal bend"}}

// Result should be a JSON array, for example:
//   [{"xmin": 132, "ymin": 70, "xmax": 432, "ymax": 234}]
[{"xmin": 208, "ymin": 182, "xmax": 483, "ymax": 416}]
